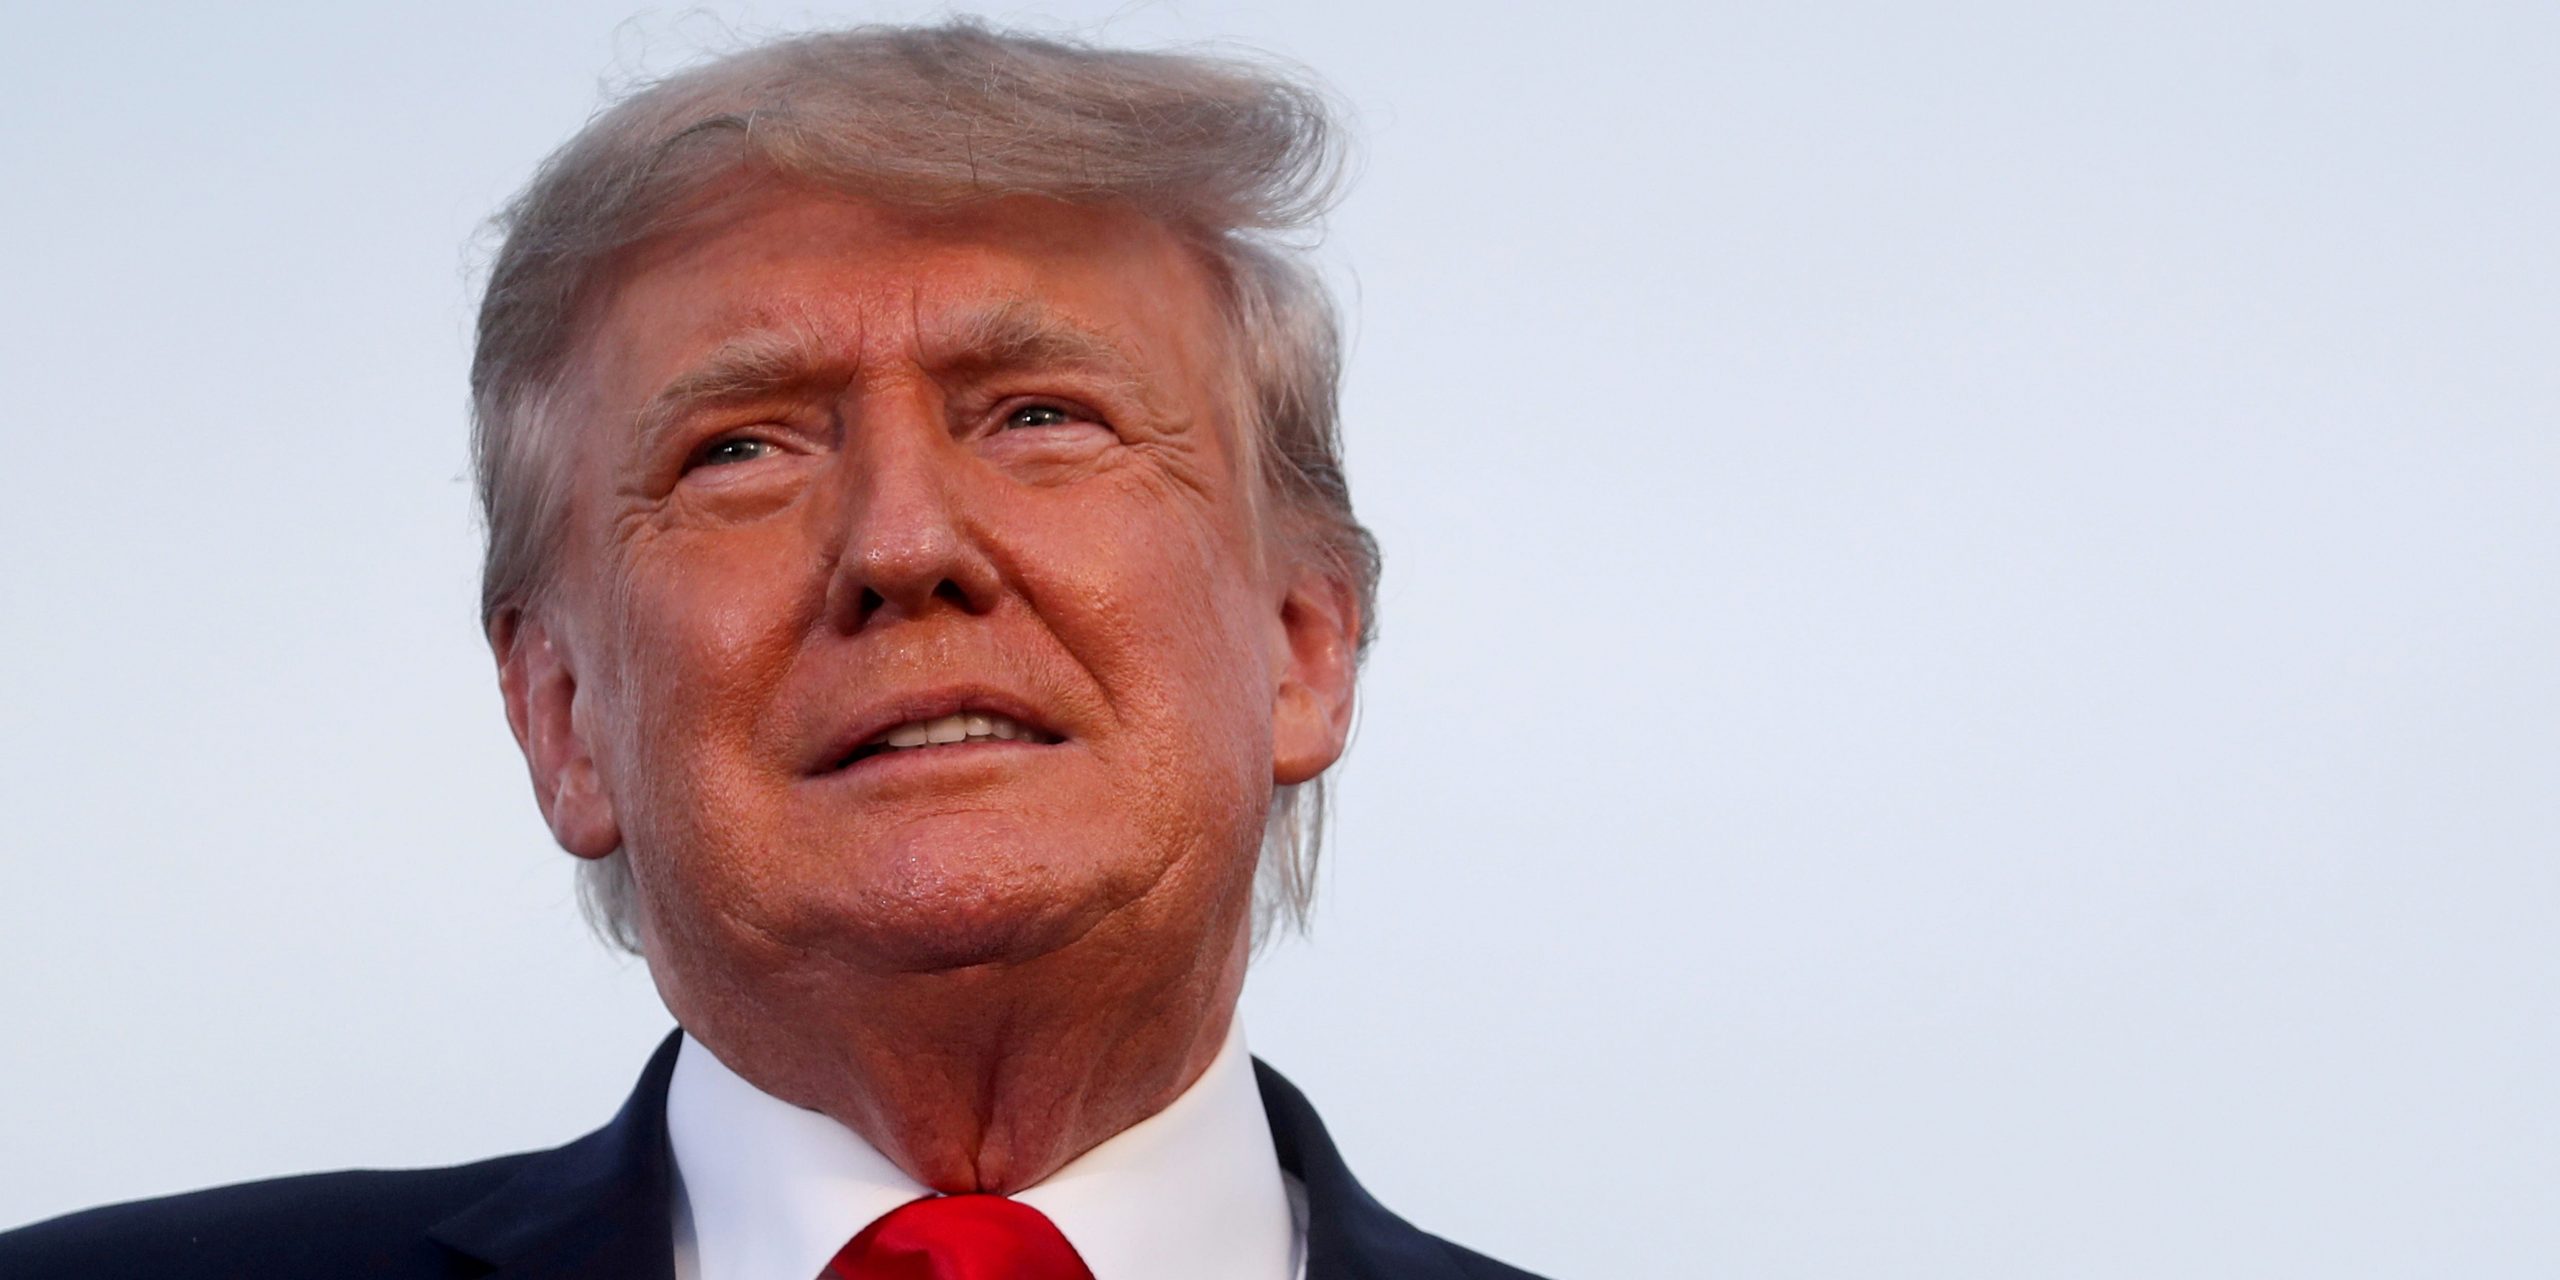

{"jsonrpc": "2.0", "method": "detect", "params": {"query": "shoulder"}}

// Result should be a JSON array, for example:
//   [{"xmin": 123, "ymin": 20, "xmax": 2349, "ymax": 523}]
[
  {"xmin": 1350, "ymin": 1223, "xmax": 1557, "ymax": 1280},
  {"xmin": 1432, "ymin": 1234, "xmax": 1556, "ymax": 1280},
  {"xmin": 0, "ymin": 1154, "xmax": 532, "ymax": 1280},
  {"xmin": 0, "ymin": 1034, "xmax": 687, "ymax": 1280},
  {"xmin": 1254, "ymin": 1059, "xmax": 1557, "ymax": 1280}
]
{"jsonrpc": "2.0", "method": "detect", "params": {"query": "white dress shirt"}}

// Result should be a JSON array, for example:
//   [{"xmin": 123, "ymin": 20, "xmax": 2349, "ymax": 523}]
[{"xmin": 665, "ymin": 1021, "xmax": 1305, "ymax": 1280}]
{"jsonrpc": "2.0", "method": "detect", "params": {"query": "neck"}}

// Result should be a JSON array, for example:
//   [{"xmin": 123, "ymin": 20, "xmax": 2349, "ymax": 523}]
[{"xmin": 657, "ymin": 912, "xmax": 1252, "ymax": 1193}]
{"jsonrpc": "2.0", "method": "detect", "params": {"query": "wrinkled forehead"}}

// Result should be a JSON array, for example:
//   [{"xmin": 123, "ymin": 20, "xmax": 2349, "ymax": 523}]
[{"xmin": 559, "ymin": 189, "xmax": 1247, "ymax": 427}]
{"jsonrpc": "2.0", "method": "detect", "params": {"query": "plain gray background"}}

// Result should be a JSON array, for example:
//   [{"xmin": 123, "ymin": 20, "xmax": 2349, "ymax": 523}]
[{"xmin": 3, "ymin": 2, "xmax": 2553, "ymax": 1275}]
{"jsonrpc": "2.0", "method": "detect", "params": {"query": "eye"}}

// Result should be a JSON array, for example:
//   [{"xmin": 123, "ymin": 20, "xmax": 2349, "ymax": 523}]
[
  {"xmin": 1003, "ymin": 402, "xmax": 1085, "ymax": 431},
  {"xmin": 691, "ymin": 436, "xmax": 775, "ymax": 468}
]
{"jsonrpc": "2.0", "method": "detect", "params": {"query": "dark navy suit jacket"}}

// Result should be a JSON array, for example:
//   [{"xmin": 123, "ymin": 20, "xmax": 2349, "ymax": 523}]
[{"xmin": 0, "ymin": 1034, "xmax": 1549, "ymax": 1279}]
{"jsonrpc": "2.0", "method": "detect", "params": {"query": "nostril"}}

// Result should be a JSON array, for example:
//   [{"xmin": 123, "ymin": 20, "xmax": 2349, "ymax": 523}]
[{"xmin": 833, "ymin": 570, "xmax": 985, "ymax": 633}]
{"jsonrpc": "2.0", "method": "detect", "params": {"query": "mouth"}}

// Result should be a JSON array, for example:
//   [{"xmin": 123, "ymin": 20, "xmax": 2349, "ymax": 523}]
[{"xmin": 820, "ymin": 694, "xmax": 1067, "ymax": 774}]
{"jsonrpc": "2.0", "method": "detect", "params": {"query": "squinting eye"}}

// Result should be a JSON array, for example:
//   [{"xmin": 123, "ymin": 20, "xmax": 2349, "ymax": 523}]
[
  {"xmin": 694, "ymin": 437, "xmax": 774, "ymax": 467},
  {"xmin": 1004, "ymin": 404, "xmax": 1076, "ymax": 430}
]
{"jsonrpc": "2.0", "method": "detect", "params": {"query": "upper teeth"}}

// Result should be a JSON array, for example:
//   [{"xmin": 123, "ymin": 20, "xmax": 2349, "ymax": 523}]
[{"xmin": 872, "ymin": 712, "xmax": 1041, "ymax": 751}]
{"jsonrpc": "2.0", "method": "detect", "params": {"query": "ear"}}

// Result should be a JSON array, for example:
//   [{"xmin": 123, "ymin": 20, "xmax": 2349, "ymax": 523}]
[
  {"xmin": 491, "ymin": 607, "xmax": 622, "ymax": 860},
  {"xmin": 1270, "ymin": 565, "xmax": 1361, "ymax": 787}
]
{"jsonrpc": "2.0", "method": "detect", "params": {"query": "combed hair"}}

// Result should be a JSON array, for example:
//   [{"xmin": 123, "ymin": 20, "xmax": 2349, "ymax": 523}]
[{"xmin": 470, "ymin": 21, "xmax": 1378, "ymax": 954}]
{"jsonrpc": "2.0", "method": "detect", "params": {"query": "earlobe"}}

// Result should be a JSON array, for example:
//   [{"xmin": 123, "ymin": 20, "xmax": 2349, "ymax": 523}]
[
  {"xmin": 1270, "ymin": 568, "xmax": 1361, "ymax": 787},
  {"xmin": 492, "ymin": 609, "xmax": 622, "ymax": 860}
]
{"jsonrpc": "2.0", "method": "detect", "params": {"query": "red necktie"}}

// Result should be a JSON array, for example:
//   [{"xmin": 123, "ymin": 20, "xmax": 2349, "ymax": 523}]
[{"xmin": 824, "ymin": 1194, "xmax": 1096, "ymax": 1280}]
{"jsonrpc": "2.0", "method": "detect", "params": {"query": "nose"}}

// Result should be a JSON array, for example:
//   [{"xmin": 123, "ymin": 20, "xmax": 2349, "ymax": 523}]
[{"xmin": 822, "ymin": 401, "xmax": 1000, "ymax": 633}]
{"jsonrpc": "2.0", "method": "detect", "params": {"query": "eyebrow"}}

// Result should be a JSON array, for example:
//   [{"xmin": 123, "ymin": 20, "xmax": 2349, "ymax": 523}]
[
  {"xmin": 628, "ymin": 319, "xmax": 854, "ymax": 455},
  {"xmin": 626, "ymin": 300, "xmax": 1160, "ymax": 456},
  {"xmin": 917, "ymin": 300, "xmax": 1177, "ymax": 427},
  {"xmin": 918, "ymin": 300, "xmax": 1146, "ymax": 393}
]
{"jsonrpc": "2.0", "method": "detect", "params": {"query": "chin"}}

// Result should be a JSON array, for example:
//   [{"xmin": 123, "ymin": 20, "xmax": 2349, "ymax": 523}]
[{"xmin": 774, "ymin": 811, "xmax": 1137, "ymax": 974}]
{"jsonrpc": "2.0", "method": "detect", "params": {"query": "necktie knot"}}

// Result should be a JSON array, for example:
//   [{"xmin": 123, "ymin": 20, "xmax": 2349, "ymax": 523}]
[{"xmin": 825, "ymin": 1194, "xmax": 1095, "ymax": 1280}]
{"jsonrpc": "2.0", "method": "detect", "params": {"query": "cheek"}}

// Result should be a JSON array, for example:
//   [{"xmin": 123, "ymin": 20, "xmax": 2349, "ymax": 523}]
[
  {"xmin": 619, "ymin": 516, "xmax": 818, "ymax": 684},
  {"xmin": 591, "ymin": 528, "xmax": 821, "ymax": 823},
  {"xmin": 1039, "ymin": 486, "xmax": 1277, "ymax": 772}
]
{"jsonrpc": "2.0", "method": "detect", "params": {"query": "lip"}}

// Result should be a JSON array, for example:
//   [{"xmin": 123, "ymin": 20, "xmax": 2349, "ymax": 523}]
[{"xmin": 806, "ymin": 684, "xmax": 1068, "ymax": 776}]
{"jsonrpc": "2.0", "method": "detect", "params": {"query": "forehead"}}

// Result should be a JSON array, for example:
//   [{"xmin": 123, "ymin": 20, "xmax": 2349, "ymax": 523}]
[{"xmin": 563, "ymin": 187, "xmax": 1237, "ymax": 414}]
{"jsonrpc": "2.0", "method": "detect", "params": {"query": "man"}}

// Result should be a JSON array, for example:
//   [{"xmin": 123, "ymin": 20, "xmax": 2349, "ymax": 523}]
[{"xmin": 0, "ymin": 21, "xmax": 1548, "ymax": 1280}]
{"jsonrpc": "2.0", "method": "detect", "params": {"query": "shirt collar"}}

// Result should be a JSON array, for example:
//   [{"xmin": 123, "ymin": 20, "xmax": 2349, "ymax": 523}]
[{"xmin": 665, "ymin": 1021, "xmax": 1297, "ymax": 1280}]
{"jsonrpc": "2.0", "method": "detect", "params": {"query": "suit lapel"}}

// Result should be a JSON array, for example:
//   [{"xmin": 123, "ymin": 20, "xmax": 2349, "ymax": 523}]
[
  {"xmin": 424, "ymin": 1037, "xmax": 1470, "ymax": 1280},
  {"xmin": 428, "ymin": 1032, "xmax": 685, "ymax": 1280},
  {"xmin": 1255, "ymin": 1060, "xmax": 1475, "ymax": 1280}
]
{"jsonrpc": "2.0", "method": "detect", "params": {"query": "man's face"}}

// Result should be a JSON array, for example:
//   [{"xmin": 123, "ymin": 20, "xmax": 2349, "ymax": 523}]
[{"xmin": 499, "ymin": 186, "xmax": 1355, "ymax": 981}]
